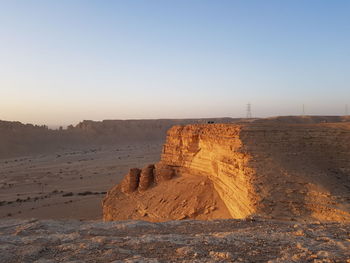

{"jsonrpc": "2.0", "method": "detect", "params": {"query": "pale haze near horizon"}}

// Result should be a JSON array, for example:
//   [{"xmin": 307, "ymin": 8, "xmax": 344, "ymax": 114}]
[{"xmin": 0, "ymin": 0, "xmax": 349, "ymax": 127}]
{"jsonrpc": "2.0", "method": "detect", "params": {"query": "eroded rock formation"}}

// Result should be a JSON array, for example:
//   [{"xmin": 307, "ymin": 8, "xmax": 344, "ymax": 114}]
[{"xmin": 103, "ymin": 123, "xmax": 350, "ymax": 222}]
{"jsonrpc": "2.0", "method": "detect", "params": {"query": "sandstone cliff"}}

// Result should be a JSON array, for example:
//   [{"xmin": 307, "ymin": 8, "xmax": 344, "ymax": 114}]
[{"xmin": 103, "ymin": 122, "xmax": 350, "ymax": 222}]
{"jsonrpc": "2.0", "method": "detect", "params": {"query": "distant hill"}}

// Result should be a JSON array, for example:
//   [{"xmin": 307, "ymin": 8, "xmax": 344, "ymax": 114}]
[
  {"xmin": 253, "ymin": 115, "xmax": 350, "ymax": 124},
  {"xmin": 0, "ymin": 118, "xmax": 238, "ymax": 159},
  {"xmin": 1, "ymin": 116, "xmax": 349, "ymax": 159}
]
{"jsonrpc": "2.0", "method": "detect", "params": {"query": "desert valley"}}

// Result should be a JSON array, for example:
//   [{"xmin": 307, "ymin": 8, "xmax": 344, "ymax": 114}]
[{"xmin": 1, "ymin": 116, "xmax": 350, "ymax": 262}]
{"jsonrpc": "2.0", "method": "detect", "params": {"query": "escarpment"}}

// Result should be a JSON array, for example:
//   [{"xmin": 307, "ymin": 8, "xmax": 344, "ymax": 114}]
[{"xmin": 103, "ymin": 123, "xmax": 350, "ymax": 222}]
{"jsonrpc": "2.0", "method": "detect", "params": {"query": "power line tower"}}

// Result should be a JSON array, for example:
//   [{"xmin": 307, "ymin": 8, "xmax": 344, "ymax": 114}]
[
  {"xmin": 302, "ymin": 104, "xmax": 305, "ymax": 116},
  {"xmin": 246, "ymin": 103, "xmax": 252, "ymax": 118},
  {"xmin": 346, "ymin": 104, "xmax": 349, "ymax": 116}
]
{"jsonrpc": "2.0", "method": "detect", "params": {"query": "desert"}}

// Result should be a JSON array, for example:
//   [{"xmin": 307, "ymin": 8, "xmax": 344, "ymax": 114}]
[
  {"xmin": 2, "ymin": 1, "xmax": 350, "ymax": 262},
  {"xmin": 1, "ymin": 116, "xmax": 350, "ymax": 262},
  {"xmin": 0, "ymin": 118, "xmax": 235, "ymax": 220}
]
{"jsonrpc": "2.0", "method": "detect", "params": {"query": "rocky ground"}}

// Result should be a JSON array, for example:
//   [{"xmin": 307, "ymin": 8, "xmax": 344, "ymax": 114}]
[{"xmin": 0, "ymin": 218, "xmax": 349, "ymax": 263}]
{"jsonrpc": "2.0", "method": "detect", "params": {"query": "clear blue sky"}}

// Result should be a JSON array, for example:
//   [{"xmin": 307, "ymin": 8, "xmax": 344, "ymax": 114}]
[{"xmin": 0, "ymin": 0, "xmax": 349, "ymax": 126}]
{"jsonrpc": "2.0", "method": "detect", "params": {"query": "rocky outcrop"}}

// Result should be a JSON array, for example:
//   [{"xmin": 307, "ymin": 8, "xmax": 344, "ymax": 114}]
[
  {"xmin": 139, "ymin": 164, "xmax": 155, "ymax": 191},
  {"xmin": 103, "ymin": 122, "xmax": 350, "ymax": 222},
  {"xmin": 119, "ymin": 164, "xmax": 174, "ymax": 194},
  {"xmin": 121, "ymin": 168, "xmax": 142, "ymax": 193},
  {"xmin": 159, "ymin": 125, "xmax": 256, "ymax": 219}
]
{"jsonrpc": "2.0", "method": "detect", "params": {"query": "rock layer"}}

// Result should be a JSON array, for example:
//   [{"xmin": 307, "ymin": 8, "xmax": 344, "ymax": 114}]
[{"xmin": 103, "ymin": 123, "xmax": 350, "ymax": 222}]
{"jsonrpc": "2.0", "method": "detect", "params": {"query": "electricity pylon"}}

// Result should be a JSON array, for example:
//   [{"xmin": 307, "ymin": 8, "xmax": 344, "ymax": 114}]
[{"xmin": 246, "ymin": 103, "xmax": 252, "ymax": 118}]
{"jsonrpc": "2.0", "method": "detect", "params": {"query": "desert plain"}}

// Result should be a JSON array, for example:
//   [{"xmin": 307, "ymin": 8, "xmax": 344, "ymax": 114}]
[{"xmin": 0, "ymin": 143, "xmax": 162, "ymax": 220}]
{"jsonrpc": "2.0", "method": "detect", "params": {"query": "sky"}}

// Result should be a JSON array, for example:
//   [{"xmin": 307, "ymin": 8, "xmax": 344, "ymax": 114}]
[{"xmin": 0, "ymin": 0, "xmax": 349, "ymax": 126}]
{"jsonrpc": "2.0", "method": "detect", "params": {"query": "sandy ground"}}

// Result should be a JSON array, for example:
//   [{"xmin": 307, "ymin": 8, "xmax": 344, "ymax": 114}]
[
  {"xmin": 0, "ymin": 142, "xmax": 162, "ymax": 220},
  {"xmin": 103, "ymin": 173, "xmax": 232, "ymax": 221},
  {"xmin": 0, "ymin": 218, "xmax": 349, "ymax": 263}
]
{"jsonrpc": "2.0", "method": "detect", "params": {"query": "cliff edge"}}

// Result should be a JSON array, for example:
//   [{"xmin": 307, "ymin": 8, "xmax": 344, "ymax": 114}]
[{"xmin": 103, "ymin": 123, "xmax": 350, "ymax": 222}]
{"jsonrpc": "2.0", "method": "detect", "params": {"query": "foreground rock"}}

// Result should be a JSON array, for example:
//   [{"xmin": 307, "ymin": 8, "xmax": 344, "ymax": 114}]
[
  {"xmin": 0, "ymin": 218, "xmax": 349, "ymax": 263},
  {"xmin": 103, "ymin": 123, "xmax": 350, "ymax": 222}
]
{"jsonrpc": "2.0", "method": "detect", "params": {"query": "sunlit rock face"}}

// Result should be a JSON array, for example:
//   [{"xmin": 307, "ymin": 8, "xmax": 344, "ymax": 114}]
[
  {"xmin": 103, "ymin": 123, "xmax": 350, "ymax": 222},
  {"xmin": 161, "ymin": 124, "xmax": 257, "ymax": 219}
]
